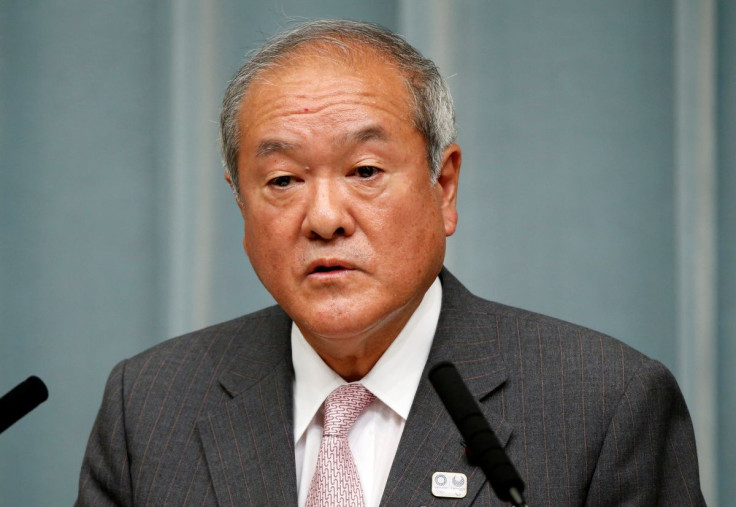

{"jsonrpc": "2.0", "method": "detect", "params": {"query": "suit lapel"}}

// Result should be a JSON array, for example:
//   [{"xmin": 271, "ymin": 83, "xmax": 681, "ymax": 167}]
[
  {"xmin": 381, "ymin": 270, "xmax": 514, "ymax": 506},
  {"xmin": 198, "ymin": 312, "xmax": 298, "ymax": 506}
]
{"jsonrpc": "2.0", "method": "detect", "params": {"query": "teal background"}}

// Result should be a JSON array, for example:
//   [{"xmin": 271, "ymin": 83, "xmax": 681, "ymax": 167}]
[{"xmin": 1, "ymin": 1, "xmax": 730, "ymax": 505}]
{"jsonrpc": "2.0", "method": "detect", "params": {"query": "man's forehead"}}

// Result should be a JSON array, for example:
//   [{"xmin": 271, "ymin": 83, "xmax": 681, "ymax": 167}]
[
  {"xmin": 255, "ymin": 125, "xmax": 390, "ymax": 158},
  {"xmin": 234, "ymin": 42, "xmax": 421, "ymax": 162}
]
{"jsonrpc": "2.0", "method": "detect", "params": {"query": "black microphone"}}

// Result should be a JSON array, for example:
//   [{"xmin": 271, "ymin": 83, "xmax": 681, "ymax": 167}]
[
  {"xmin": 0, "ymin": 376, "xmax": 49, "ymax": 434},
  {"xmin": 429, "ymin": 361, "xmax": 527, "ymax": 507}
]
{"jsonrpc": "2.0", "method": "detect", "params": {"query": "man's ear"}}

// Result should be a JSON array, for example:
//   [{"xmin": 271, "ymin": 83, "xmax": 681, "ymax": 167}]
[
  {"xmin": 435, "ymin": 144, "xmax": 461, "ymax": 237},
  {"xmin": 224, "ymin": 170, "xmax": 246, "ymax": 216}
]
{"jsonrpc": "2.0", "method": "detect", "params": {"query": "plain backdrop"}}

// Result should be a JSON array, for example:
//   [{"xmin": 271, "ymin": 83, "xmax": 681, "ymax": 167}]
[{"xmin": 1, "ymin": 1, "xmax": 732, "ymax": 505}]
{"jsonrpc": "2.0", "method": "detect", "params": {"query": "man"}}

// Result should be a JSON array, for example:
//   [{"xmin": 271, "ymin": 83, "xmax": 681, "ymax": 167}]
[{"xmin": 77, "ymin": 20, "xmax": 705, "ymax": 506}]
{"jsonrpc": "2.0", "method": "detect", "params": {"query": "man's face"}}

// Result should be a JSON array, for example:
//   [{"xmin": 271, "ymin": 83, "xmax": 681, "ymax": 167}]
[{"xmin": 232, "ymin": 50, "xmax": 460, "ymax": 355}]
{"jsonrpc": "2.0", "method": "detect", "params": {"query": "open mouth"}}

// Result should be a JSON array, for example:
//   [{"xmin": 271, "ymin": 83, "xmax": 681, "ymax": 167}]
[{"xmin": 313, "ymin": 265, "xmax": 345, "ymax": 273}]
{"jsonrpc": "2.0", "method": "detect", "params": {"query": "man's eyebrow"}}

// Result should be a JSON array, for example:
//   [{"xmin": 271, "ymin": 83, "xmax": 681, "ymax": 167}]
[
  {"xmin": 256, "ymin": 139, "xmax": 298, "ymax": 158},
  {"xmin": 345, "ymin": 126, "xmax": 389, "ymax": 145}
]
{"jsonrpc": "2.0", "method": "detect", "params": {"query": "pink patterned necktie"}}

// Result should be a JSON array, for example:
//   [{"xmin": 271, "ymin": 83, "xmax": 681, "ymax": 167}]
[{"xmin": 306, "ymin": 384, "xmax": 376, "ymax": 507}]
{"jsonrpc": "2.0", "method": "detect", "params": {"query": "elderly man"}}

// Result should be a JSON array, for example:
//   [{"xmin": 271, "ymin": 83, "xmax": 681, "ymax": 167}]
[{"xmin": 77, "ymin": 20, "xmax": 704, "ymax": 506}]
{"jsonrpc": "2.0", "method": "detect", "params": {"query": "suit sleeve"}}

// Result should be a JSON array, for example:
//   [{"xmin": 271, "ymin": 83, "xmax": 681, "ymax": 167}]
[
  {"xmin": 586, "ymin": 359, "xmax": 706, "ymax": 506},
  {"xmin": 76, "ymin": 360, "xmax": 134, "ymax": 507}
]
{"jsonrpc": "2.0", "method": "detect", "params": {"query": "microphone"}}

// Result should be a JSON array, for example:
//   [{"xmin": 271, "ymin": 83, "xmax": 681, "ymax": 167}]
[
  {"xmin": 429, "ymin": 362, "xmax": 527, "ymax": 507},
  {"xmin": 0, "ymin": 376, "xmax": 49, "ymax": 434}
]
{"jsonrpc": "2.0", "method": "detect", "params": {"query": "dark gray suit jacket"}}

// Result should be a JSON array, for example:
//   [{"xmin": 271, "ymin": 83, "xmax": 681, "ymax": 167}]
[{"xmin": 77, "ymin": 270, "xmax": 705, "ymax": 506}]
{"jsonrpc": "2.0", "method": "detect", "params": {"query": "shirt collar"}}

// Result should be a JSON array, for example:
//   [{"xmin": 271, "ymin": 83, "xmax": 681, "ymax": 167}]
[{"xmin": 292, "ymin": 277, "xmax": 442, "ymax": 442}]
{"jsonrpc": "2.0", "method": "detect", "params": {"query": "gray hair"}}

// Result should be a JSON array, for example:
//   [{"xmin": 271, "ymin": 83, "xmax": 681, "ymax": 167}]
[{"xmin": 219, "ymin": 19, "xmax": 457, "ymax": 192}]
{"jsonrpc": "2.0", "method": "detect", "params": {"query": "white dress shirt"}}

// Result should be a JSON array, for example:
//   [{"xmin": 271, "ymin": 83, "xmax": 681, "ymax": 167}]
[{"xmin": 292, "ymin": 277, "xmax": 442, "ymax": 507}]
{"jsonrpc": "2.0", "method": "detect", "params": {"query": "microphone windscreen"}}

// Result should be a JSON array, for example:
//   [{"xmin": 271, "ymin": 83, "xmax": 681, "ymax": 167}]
[
  {"xmin": 0, "ymin": 376, "xmax": 49, "ymax": 434},
  {"xmin": 429, "ymin": 362, "xmax": 501, "ymax": 446}
]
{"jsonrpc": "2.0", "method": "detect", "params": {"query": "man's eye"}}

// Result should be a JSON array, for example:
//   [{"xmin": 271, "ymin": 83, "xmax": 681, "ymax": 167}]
[
  {"xmin": 355, "ymin": 166, "xmax": 380, "ymax": 178},
  {"xmin": 268, "ymin": 175, "xmax": 293, "ymax": 187}
]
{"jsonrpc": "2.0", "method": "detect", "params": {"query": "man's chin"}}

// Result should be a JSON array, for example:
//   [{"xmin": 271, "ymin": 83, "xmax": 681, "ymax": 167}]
[
  {"xmin": 298, "ymin": 319, "xmax": 377, "ymax": 343},
  {"xmin": 295, "ymin": 300, "xmax": 414, "ymax": 347},
  {"xmin": 295, "ymin": 309, "xmax": 387, "ymax": 342}
]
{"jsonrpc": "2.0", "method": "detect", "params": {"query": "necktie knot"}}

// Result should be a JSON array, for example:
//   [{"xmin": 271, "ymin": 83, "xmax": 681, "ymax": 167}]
[{"xmin": 323, "ymin": 384, "xmax": 375, "ymax": 437}]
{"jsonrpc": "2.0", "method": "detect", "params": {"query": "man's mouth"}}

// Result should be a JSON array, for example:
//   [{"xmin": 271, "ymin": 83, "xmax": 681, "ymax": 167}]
[
  {"xmin": 307, "ymin": 259, "xmax": 356, "ymax": 275},
  {"xmin": 313, "ymin": 265, "xmax": 345, "ymax": 273}
]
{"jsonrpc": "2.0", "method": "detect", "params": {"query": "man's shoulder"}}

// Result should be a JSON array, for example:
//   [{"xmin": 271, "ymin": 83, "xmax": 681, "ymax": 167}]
[
  {"xmin": 440, "ymin": 271, "xmax": 702, "ymax": 505},
  {"xmin": 118, "ymin": 304, "xmax": 292, "ymax": 389},
  {"xmin": 441, "ymin": 268, "xmax": 609, "ymax": 333},
  {"xmin": 441, "ymin": 268, "xmax": 659, "ymax": 380}
]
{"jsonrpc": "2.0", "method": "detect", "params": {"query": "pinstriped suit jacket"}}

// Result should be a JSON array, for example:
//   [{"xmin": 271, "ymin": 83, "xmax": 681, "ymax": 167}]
[{"xmin": 77, "ymin": 269, "xmax": 705, "ymax": 506}]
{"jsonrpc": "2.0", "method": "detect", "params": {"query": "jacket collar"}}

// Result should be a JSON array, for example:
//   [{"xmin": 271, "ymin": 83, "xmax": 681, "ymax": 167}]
[{"xmin": 200, "ymin": 308, "xmax": 298, "ymax": 505}]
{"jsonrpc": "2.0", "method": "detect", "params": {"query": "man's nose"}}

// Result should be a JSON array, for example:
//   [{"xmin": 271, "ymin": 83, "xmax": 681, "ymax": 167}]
[{"xmin": 302, "ymin": 180, "xmax": 355, "ymax": 240}]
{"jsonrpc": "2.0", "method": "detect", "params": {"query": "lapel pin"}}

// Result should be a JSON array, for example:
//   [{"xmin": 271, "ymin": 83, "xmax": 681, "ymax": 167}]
[{"xmin": 431, "ymin": 471, "xmax": 468, "ymax": 498}]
